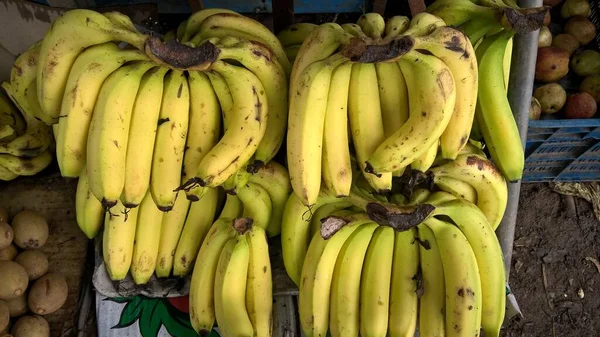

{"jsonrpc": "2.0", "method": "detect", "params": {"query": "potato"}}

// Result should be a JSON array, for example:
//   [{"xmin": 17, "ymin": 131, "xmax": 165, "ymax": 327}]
[
  {"xmin": 0, "ymin": 208, "xmax": 8, "ymax": 223},
  {"xmin": 0, "ymin": 244, "xmax": 17, "ymax": 261},
  {"xmin": 28, "ymin": 273, "xmax": 68, "ymax": 315},
  {"xmin": 6, "ymin": 294, "xmax": 27, "ymax": 318},
  {"xmin": 0, "ymin": 300, "xmax": 8, "ymax": 333},
  {"xmin": 11, "ymin": 315, "xmax": 49, "ymax": 337},
  {"xmin": 11, "ymin": 210, "xmax": 48, "ymax": 250},
  {"xmin": 14, "ymin": 251, "xmax": 48, "ymax": 281},
  {"xmin": 0, "ymin": 261, "xmax": 28, "ymax": 300},
  {"xmin": 0, "ymin": 223, "xmax": 12, "ymax": 250}
]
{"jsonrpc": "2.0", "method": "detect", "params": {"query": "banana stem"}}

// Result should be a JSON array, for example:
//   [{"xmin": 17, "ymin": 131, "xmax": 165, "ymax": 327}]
[
  {"xmin": 341, "ymin": 35, "xmax": 414, "ymax": 63},
  {"xmin": 366, "ymin": 202, "xmax": 435, "ymax": 231},
  {"xmin": 143, "ymin": 37, "xmax": 219, "ymax": 70},
  {"xmin": 320, "ymin": 213, "xmax": 372, "ymax": 239},
  {"xmin": 231, "ymin": 217, "xmax": 253, "ymax": 235},
  {"xmin": 501, "ymin": 7, "xmax": 549, "ymax": 33}
]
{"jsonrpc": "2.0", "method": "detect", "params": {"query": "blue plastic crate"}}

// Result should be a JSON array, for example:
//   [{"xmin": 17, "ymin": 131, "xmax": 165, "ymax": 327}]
[{"xmin": 523, "ymin": 119, "xmax": 600, "ymax": 182}]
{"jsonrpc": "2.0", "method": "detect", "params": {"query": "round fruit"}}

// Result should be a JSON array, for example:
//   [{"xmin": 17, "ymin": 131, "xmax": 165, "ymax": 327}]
[
  {"xmin": 11, "ymin": 315, "xmax": 49, "ymax": 337},
  {"xmin": 551, "ymin": 34, "xmax": 580, "ymax": 56},
  {"xmin": 11, "ymin": 210, "xmax": 48, "ymax": 249},
  {"xmin": 538, "ymin": 26, "xmax": 552, "ymax": 47},
  {"xmin": 530, "ymin": 97, "xmax": 542, "ymax": 120},
  {"xmin": 6, "ymin": 294, "xmax": 27, "ymax": 318},
  {"xmin": 561, "ymin": 0, "xmax": 591, "ymax": 18},
  {"xmin": 0, "ymin": 208, "xmax": 8, "ymax": 223},
  {"xmin": 0, "ymin": 261, "xmax": 28, "ymax": 300},
  {"xmin": 0, "ymin": 223, "xmax": 13, "ymax": 250},
  {"xmin": 565, "ymin": 16, "xmax": 597, "ymax": 45},
  {"xmin": 0, "ymin": 301, "xmax": 8, "ymax": 333},
  {"xmin": 28, "ymin": 273, "xmax": 68, "ymax": 315},
  {"xmin": 580, "ymin": 74, "xmax": 600, "ymax": 102},
  {"xmin": 14, "ymin": 251, "xmax": 48, "ymax": 281},
  {"xmin": 571, "ymin": 50, "xmax": 600, "ymax": 77},
  {"xmin": 535, "ymin": 47, "xmax": 570, "ymax": 83},
  {"xmin": 533, "ymin": 83, "xmax": 568, "ymax": 114},
  {"xmin": 565, "ymin": 92, "xmax": 597, "ymax": 118},
  {"xmin": 0, "ymin": 244, "xmax": 17, "ymax": 261}
]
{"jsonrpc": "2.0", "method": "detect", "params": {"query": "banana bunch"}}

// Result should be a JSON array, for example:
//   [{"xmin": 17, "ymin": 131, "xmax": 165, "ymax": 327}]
[
  {"xmin": 296, "ymin": 187, "xmax": 506, "ymax": 337},
  {"xmin": 0, "ymin": 47, "xmax": 53, "ymax": 180},
  {"xmin": 286, "ymin": 12, "xmax": 482, "ymax": 208},
  {"xmin": 277, "ymin": 23, "xmax": 318, "ymax": 62},
  {"xmin": 188, "ymin": 214, "xmax": 273, "ymax": 337}
]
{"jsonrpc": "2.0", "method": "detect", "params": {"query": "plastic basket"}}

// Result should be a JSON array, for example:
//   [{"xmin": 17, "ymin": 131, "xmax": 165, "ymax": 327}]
[{"xmin": 523, "ymin": 0, "xmax": 600, "ymax": 182}]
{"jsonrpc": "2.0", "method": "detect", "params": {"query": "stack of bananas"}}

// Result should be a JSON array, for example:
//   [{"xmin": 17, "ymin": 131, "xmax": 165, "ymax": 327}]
[{"xmin": 0, "ymin": 52, "xmax": 53, "ymax": 181}]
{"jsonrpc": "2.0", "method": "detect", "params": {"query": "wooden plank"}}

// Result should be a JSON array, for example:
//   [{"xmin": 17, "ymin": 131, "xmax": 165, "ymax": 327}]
[
  {"xmin": 0, "ymin": 174, "xmax": 88, "ymax": 336},
  {"xmin": 272, "ymin": 0, "xmax": 294, "ymax": 34},
  {"xmin": 372, "ymin": 0, "xmax": 388, "ymax": 15},
  {"xmin": 408, "ymin": 0, "xmax": 426, "ymax": 15}
]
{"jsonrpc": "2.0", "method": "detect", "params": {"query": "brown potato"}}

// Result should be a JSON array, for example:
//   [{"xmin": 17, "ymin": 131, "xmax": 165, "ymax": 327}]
[
  {"xmin": 0, "ymin": 208, "xmax": 8, "ymax": 223},
  {"xmin": 14, "ymin": 251, "xmax": 48, "ymax": 281},
  {"xmin": 28, "ymin": 273, "xmax": 68, "ymax": 315},
  {"xmin": 0, "ymin": 261, "xmax": 28, "ymax": 300},
  {"xmin": 0, "ymin": 223, "xmax": 12, "ymax": 250},
  {"xmin": 11, "ymin": 315, "xmax": 49, "ymax": 337},
  {"xmin": 0, "ymin": 300, "xmax": 8, "ymax": 333},
  {"xmin": 6, "ymin": 294, "xmax": 27, "ymax": 318},
  {"xmin": 0, "ymin": 244, "xmax": 17, "ymax": 261},
  {"xmin": 11, "ymin": 211, "xmax": 48, "ymax": 250}
]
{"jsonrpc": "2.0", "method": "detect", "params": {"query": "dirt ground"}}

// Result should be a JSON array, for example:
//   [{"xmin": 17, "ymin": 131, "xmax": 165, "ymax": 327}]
[{"xmin": 502, "ymin": 184, "xmax": 600, "ymax": 337}]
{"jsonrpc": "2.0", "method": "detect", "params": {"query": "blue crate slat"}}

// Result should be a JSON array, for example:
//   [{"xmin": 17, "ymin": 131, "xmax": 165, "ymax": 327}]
[
  {"xmin": 293, "ymin": 0, "xmax": 364, "ymax": 13},
  {"xmin": 525, "ymin": 119, "xmax": 600, "ymax": 182},
  {"xmin": 203, "ymin": 0, "xmax": 272, "ymax": 12}
]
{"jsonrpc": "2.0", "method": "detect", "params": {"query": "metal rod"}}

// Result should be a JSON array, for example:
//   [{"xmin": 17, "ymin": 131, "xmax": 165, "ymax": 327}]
[{"xmin": 497, "ymin": 0, "xmax": 542, "ymax": 282}]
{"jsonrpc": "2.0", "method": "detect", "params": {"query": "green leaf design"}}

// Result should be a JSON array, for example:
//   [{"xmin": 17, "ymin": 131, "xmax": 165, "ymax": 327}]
[
  {"xmin": 112, "ymin": 297, "xmax": 143, "ymax": 329},
  {"xmin": 139, "ymin": 298, "xmax": 163, "ymax": 337}
]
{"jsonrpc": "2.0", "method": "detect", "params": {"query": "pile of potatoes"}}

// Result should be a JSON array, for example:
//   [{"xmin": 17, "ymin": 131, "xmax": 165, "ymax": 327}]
[{"xmin": 0, "ymin": 208, "xmax": 68, "ymax": 337}]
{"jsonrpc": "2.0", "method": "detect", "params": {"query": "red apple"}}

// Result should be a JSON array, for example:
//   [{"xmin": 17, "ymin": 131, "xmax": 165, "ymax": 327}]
[{"xmin": 565, "ymin": 92, "xmax": 597, "ymax": 118}]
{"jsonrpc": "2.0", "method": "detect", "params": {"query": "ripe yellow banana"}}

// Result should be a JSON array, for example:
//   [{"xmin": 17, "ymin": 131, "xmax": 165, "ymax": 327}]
[
  {"xmin": 402, "ymin": 12, "xmax": 446, "ymax": 37},
  {"xmin": 383, "ymin": 16, "xmax": 410, "ymax": 41},
  {"xmin": 238, "ymin": 182, "xmax": 273, "ymax": 231},
  {"xmin": 417, "ymin": 224, "xmax": 445, "ymax": 337},
  {"xmin": 181, "ymin": 8, "xmax": 239, "ymax": 42},
  {"xmin": 103, "ymin": 201, "xmax": 139, "ymax": 280},
  {"xmin": 245, "ymin": 226, "xmax": 273, "ymax": 337},
  {"xmin": 281, "ymin": 191, "xmax": 340, "ymax": 286},
  {"xmin": 341, "ymin": 23, "xmax": 368, "ymax": 38},
  {"xmin": 330, "ymin": 222, "xmax": 378, "ymax": 337},
  {"xmin": 155, "ymin": 192, "xmax": 190, "ymax": 277},
  {"xmin": 121, "ymin": 66, "xmax": 169, "ymax": 207},
  {"xmin": 182, "ymin": 71, "xmax": 221, "ymax": 185},
  {"xmin": 217, "ymin": 39, "xmax": 288, "ymax": 164},
  {"xmin": 435, "ymin": 175, "xmax": 478, "ymax": 203},
  {"xmin": 431, "ymin": 199, "xmax": 506, "ymax": 337},
  {"xmin": 248, "ymin": 161, "xmax": 292, "ymax": 237},
  {"xmin": 206, "ymin": 70, "xmax": 233, "ymax": 130},
  {"xmin": 366, "ymin": 50, "xmax": 456, "ymax": 174},
  {"xmin": 411, "ymin": 139, "xmax": 439, "ymax": 173},
  {"xmin": 290, "ymin": 23, "xmax": 349, "ymax": 93},
  {"xmin": 477, "ymin": 30, "xmax": 523, "ymax": 182},
  {"xmin": 219, "ymin": 194, "xmax": 244, "ymax": 219},
  {"xmin": 149, "ymin": 70, "xmax": 189, "ymax": 211},
  {"xmin": 284, "ymin": 45, "xmax": 301, "ymax": 62},
  {"xmin": 349, "ymin": 62, "xmax": 393, "ymax": 193},
  {"xmin": 375, "ymin": 61, "xmax": 409, "ymax": 139},
  {"xmin": 430, "ymin": 154, "xmax": 508, "ymax": 229},
  {"xmin": 75, "ymin": 166, "xmax": 104, "ymax": 239},
  {"xmin": 299, "ymin": 216, "xmax": 376, "ymax": 337},
  {"xmin": 0, "ymin": 164, "xmax": 18, "ymax": 181},
  {"xmin": 103, "ymin": 11, "xmax": 137, "ymax": 31},
  {"xmin": 427, "ymin": 190, "xmax": 458, "ymax": 205},
  {"xmin": 277, "ymin": 23, "xmax": 318, "ymax": 47},
  {"xmin": 0, "ymin": 150, "xmax": 53, "ymax": 176},
  {"xmin": 189, "ymin": 13, "xmax": 291, "ymax": 74},
  {"xmin": 408, "ymin": 188, "xmax": 432, "ymax": 206},
  {"xmin": 287, "ymin": 53, "xmax": 349, "ymax": 206},
  {"xmin": 427, "ymin": 0, "xmax": 500, "ymax": 26},
  {"xmin": 425, "ymin": 217, "xmax": 482, "ymax": 337},
  {"xmin": 215, "ymin": 234, "xmax": 254, "ymax": 337},
  {"xmin": 388, "ymin": 228, "xmax": 419, "ymax": 337},
  {"xmin": 57, "ymin": 43, "xmax": 148, "ymax": 178},
  {"xmin": 189, "ymin": 217, "xmax": 241, "ymax": 335},
  {"xmin": 360, "ymin": 226, "xmax": 394, "ymax": 337},
  {"xmin": 193, "ymin": 61, "xmax": 267, "ymax": 188},
  {"xmin": 357, "ymin": 13, "xmax": 386, "ymax": 39},
  {"xmin": 412, "ymin": 27, "xmax": 478, "ymax": 159},
  {"xmin": 322, "ymin": 62, "xmax": 353, "ymax": 197},
  {"xmin": 173, "ymin": 187, "xmax": 220, "ymax": 277},
  {"xmin": 213, "ymin": 238, "xmax": 236, "ymax": 337},
  {"xmin": 0, "ymin": 88, "xmax": 25, "ymax": 137},
  {"xmin": 86, "ymin": 61, "xmax": 155, "ymax": 210},
  {"xmin": 37, "ymin": 9, "xmax": 147, "ymax": 123},
  {"xmin": 130, "ymin": 191, "xmax": 164, "ymax": 285}
]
